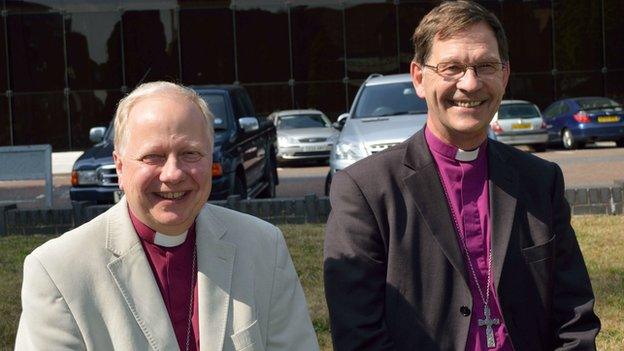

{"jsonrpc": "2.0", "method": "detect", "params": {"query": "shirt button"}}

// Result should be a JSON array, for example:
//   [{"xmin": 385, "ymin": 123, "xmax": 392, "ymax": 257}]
[{"xmin": 460, "ymin": 306, "xmax": 471, "ymax": 316}]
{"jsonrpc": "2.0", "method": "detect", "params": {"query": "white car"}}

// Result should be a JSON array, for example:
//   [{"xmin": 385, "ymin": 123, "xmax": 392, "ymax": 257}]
[
  {"xmin": 268, "ymin": 109, "xmax": 338, "ymax": 165},
  {"xmin": 326, "ymin": 73, "xmax": 428, "ymax": 194},
  {"xmin": 488, "ymin": 100, "xmax": 548, "ymax": 152}
]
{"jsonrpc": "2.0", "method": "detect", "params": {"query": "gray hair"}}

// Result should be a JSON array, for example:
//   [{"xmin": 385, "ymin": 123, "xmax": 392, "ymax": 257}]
[{"xmin": 113, "ymin": 81, "xmax": 213, "ymax": 154}]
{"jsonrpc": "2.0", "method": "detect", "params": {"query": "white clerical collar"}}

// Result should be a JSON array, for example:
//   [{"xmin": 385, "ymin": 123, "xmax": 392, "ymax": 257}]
[
  {"xmin": 154, "ymin": 230, "xmax": 188, "ymax": 247},
  {"xmin": 455, "ymin": 147, "xmax": 479, "ymax": 162}
]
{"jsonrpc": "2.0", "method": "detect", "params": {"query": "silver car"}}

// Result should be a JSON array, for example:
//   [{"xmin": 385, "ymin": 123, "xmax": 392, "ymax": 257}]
[
  {"xmin": 488, "ymin": 100, "xmax": 548, "ymax": 152},
  {"xmin": 326, "ymin": 73, "xmax": 428, "ymax": 194},
  {"xmin": 269, "ymin": 109, "xmax": 338, "ymax": 164}
]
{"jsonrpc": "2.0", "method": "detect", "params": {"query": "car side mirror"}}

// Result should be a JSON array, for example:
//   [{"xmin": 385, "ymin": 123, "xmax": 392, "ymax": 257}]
[
  {"xmin": 89, "ymin": 126, "xmax": 107, "ymax": 143},
  {"xmin": 333, "ymin": 113, "xmax": 349, "ymax": 131},
  {"xmin": 239, "ymin": 117, "xmax": 259, "ymax": 133}
]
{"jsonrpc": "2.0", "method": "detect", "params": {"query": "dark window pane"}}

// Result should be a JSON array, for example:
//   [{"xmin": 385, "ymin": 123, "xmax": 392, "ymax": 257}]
[
  {"xmin": 12, "ymin": 92, "xmax": 69, "ymax": 150},
  {"xmin": 554, "ymin": 0, "xmax": 602, "ymax": 71},
  {"xmin": 243, "ymin": 84, "xmax": 291, "ymax": 116},
  {"xmin": 180, "ymin": 8, "xmax": 235, "ymax": 85},
  {"xmin": 345, "ymin": 3, "xmax": 398, "ymax": 79},
  {"xmin": 507, "ymin": 74, "xmax": 554, "ymax": 110},
  {"xmin": 0, "ymin": 15, "xmax": 7, "ymax": 92},
  {"xmin": 0, "ymin": 95, "xmax": 10, "ymax": 146},
  {"xmin": 500, "ymin": 1, "xmax": 552, "ymax": 72},
  {"xmin": 8, "ymin": 13, "xmax": 65, "ymax": 92},
  {"xmin": 66, "ymin": 12, "xmax": 122, "ymax": 89},
  {"xmin": 397, "ymin": 2, "xmax": 435, "ymax": 72},
  {"xmin": 294, "ymin": 82, "xmax": 347, "ymax": 120},
  {"xmin": 178, "ymin": 0, "xmax": 230, "ymax": 9},
  {"xmin": 556, "ymin": 72, "xmax": 604, "ymax": 100},
  {"xmin": 605, "ymin": 0, "xmax": 624, "ymax": 69},
  {"xmin": 236, "ymin": 3, "xmax": 289, "ymax": 83},
  {"xmin": 291, "ymin": 2, "xmax": 344, "ymax": 81},
  {"xmin": 123, "ymin": 10, "xmax": 180, "ymax": 87},
  {"xmin": 69, "ymin": 90, "xmax": 123, "ymax": 149},
  {"xmin": 605, "ymin": 71, "xmax": 624, "ymax": 104}
]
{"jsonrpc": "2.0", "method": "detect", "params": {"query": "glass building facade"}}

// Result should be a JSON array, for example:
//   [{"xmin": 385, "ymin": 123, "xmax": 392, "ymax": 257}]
[{"xmin": 1, "ymin": 0, "xmax": 623, "ymax": 150}]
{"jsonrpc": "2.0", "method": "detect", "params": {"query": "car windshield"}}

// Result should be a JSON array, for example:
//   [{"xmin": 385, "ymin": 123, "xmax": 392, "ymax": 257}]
[
  {"xmin": 277, "ymin": 114, "xmax": 330, "ymax": 129},
  {"xmin": 574, "ymin": 97, "xmax": 621, "ymax": 110},
  {"xmin": 353, "ymin": 82, "xmax": 427, "ymax": 118},
  {"xmin": 200, "ymin": 93, "xmax": 228, "ymax": 130},
  {"xmin": 498, "ymin": 104, "xmax": 540, "ymax": 119}
]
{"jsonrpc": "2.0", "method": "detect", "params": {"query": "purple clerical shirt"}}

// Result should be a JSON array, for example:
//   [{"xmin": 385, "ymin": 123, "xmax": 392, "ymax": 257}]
[
  {"xmin": 129, "ymin": 210, "xmax": 200, "ymax": 351},
  {"xmin": 425, "ymin": 127, "xmax": 513, "ymax": 351}
]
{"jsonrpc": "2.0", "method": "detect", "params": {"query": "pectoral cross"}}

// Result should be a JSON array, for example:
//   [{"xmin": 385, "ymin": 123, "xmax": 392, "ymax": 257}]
[{"xmin": 478, "ymin": 305, "xmax": 500, "ymax": 348}]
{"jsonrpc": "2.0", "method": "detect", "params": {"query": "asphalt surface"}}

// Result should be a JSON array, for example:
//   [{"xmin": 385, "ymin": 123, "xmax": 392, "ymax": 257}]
[{"xmin": 1, "ymin": 144, "xmax": 623, "ymax": 209}]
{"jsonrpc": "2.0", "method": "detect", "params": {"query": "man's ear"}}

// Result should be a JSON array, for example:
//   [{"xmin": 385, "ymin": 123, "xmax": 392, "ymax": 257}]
[
  {"xmin": 410, "ymin": 61, "xmax": 426, "ymax": 99},
  {"xmin": 112, "ymin": 150, "xmax": 124, "ymax": 191}
]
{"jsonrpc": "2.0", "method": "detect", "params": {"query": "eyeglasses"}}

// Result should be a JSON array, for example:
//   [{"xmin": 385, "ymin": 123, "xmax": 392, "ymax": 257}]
[{"xmin": 422, "ymin": 62, "xmax": 506, "ymax": 79}]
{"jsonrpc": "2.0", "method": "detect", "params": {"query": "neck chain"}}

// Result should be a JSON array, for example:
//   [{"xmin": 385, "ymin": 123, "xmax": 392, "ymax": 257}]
[
  {"xmin": 185, "ymin": 243, "xmax": 197, "ymax": 351},
  {"xmin": 436, "ymin": 166, "xmax": 500, "ymax": 348}
]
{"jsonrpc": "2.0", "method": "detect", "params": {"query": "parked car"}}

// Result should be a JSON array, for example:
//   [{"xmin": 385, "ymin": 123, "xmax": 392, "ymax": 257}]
[
  {"xmin": 488, "ymin": 100, "xmax": 548, "ymax": 152},
  {"xmin": 70, "ymin": 85, "xmax": 278, "ymax": 215},
  {"xmin": 543, "ymin": 96, "xmax": 624, "ymax": 149},
  {"xmin": 268, "ymin": 109, "xmax": 338, "ymax": 165},
  {"xmin": 325, "ymin": 73, "xmax": 428, "ymax": 195}
]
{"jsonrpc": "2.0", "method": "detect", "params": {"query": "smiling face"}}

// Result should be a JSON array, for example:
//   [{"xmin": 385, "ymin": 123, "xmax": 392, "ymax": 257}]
[
  {"xmin": 411, "ymin": 21, "xmax": 510, "ymax": 149},
  {"xmin": 113, "ymin": 95, "xmax": 213, "ymax": 235}
]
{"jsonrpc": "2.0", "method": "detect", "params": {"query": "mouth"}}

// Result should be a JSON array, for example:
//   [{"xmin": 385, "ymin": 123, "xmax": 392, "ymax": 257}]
[
  {"xmin": 449, "ymin": 99, "xmax": 486, "ymax": 108},
  {"xmin": 155, "ymin": 191, "xmax": 188, "ymax": 200}
]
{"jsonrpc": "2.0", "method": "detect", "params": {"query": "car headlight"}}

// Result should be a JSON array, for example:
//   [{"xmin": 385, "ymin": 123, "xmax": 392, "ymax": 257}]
[
  {"xmin": 278, "ymin": 136, "xmax": 297, "ymax": 145},
  {"xmin": 334, "ymin": 140, "xmax": 366, "ymax": 160},
  {"xmin": 71, "ymin": 170, "xmax": 98, "ymax": 186}
]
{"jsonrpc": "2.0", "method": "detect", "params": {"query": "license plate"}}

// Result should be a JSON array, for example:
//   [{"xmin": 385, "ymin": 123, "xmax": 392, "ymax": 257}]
[
  {"xmin": 511, "ymin": 123, "xmax": 531, "ymax": 130},
  {"xmin": 302, "ymin": 145, "xmax": 328, "ymax": 152},
  {"xmin": 113, "ymin": 190, "xmax": 124, "ymax": 203},
  {"xmin": 597, "ymin": 115, "xmax": 620, "ymax": 123}
]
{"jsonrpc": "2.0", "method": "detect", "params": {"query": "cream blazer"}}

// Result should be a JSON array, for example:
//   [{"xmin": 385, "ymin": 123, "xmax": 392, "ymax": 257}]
[{"xmin": 15, "ymin": 198, "xmax": 319, "ymax": 351}]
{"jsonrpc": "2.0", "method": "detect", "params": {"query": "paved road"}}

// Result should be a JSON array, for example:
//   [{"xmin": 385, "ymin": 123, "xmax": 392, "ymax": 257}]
[{"xmin": 2, "ymin": 144, "xmax": 623, "ymax": 209}]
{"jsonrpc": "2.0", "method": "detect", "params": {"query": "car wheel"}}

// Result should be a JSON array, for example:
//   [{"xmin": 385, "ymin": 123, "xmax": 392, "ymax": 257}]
[
  {"xmin": 616, "ymin": 138, "xmax": 624, "ymax": 148},
  {"xmin": 259, "ymin": 158, "xmax": 277, "ymax": 198},
  {"xmin": 562, "ymin": 129, "xmax": 577, "ymax": 150},
  {"xmin": 325, "ymin": 171, "xmax": 332, "ymax": 196},
  {"xmin": 232, "ymin": 174, "xmax": 247, "ymax": 199},
  {"xmin": 532, "ymin": 143, "xmax": 547, "ymax": 152}
]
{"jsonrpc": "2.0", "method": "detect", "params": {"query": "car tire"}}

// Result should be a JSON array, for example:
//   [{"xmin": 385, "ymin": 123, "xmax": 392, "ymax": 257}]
[
  {"xmin": 532, "ymin": 143, "xmax": 547, "ymax": 152},
  {"xmin": 616, "ymin": 138, "xmax": 624, "ymax": 148},
  {"xmin": 325, "ymin": 171, "xmax": 332, "ymax": 196},
  {"xmin": 562, "ymin": 129, "xmax": 577, "ymax": 150},
  {"xmin": 259, "ymin": 158, "xmax": 277, "ymax": 198},
  {"xmin": 233, "ymin": 174, "xmax": 247, "ymax": 199}
]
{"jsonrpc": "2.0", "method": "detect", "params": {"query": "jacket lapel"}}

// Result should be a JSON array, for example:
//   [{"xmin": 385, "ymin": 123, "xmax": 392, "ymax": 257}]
[
  {"xmin": 105, "ymin": 199, "xmax": 179, "ymax": 351},
  {"xmin": 488, "ymin": 142, "xmax": 519, "ymax": 290},
  {"xmin": 402, "ymin": 130, "xmax": 469, "ymax": 285},
  {"xmin": 196, "ymin": 205, "xmax": 236, "ymax": 351}
]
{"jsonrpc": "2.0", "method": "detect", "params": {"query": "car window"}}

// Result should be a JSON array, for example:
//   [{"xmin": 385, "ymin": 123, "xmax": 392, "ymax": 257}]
[
  {"xmin": 543, "ymin": 103, "xmax": 558, "ymax": 119},
  {"xmin": 200, "ymin": 93, "xmax": 228, "ymax": 130},
  {"xmin": 353, "ymin": 82, "xmax": 428, "ymax": 118},
  {"xmin": 574, "ymin": 97, "xmax": 621, "ymax": 110},
  {"xmin": 277, "ymin": 114, "xmax": 330, "ymax": 129},
  {"xmin": 498, "ymin": 104, "xmax": 540, "ymax": 119}
]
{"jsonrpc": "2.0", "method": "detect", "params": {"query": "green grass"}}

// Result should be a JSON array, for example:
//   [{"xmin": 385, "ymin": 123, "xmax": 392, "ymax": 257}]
[{"xmin": 1, "ymin": 216, "xmax": 622, "ymax": 350}]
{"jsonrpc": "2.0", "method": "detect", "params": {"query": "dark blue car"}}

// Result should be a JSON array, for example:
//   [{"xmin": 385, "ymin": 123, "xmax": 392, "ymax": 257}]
[{"xmin": 543, "ymin": 96, "xmax": 624, "ymax": 149}]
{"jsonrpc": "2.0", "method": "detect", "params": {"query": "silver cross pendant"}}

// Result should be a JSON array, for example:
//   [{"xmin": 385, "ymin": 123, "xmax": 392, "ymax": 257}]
[{"xmin": 477, "ymin": 305, "xmax": 500, "ymax": 348}]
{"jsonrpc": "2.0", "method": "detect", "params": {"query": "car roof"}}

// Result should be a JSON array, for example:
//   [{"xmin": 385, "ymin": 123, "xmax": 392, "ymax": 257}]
[
  {"xmin": 500, "ymin": 100, "xmax": 534, "ymax": 105},
  {"xmin": 273, "ymin": 109, "xmax": 324, "ymax": 116},
  {"xmin": 364, "ymin": 73, "xmax": 412, "ymax": 86}
]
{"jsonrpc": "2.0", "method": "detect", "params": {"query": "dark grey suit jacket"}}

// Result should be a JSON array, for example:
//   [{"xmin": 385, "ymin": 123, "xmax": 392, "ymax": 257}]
[{"xmin": 324, "ymin": 129, "xmax": 600, "ymax": 351}]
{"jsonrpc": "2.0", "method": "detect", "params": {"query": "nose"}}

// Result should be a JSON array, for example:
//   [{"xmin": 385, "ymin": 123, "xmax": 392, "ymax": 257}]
[
  {"xmin": 159, "ymin": 155, "xmax": 185, "ymax": 184},
  {"xmin": 456, "ymin": 68, "xmax": 482, "ymax": 92}
]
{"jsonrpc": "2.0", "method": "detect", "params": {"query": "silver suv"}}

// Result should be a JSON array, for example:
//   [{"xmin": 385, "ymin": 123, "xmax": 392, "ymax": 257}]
[{"xmin": 325, "ymin": 73, "xmax": 428, "ymax": 194}]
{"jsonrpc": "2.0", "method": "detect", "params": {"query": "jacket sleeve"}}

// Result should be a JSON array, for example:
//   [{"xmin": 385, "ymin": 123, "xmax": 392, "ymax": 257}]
[
  {"xmin": 550, "ymin": 164, "xmax": 601, "ymax": 350},
  {"xmin": 266, "ymin": 227, "xmax": 319, "ymax": 351},
  {"xmin": 323, "ymin": 170, "xmax": 396, "ymax": 351},
  {"xmin": 15, "ymin": 253, "xmax": 86, "ymax": 351}
]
